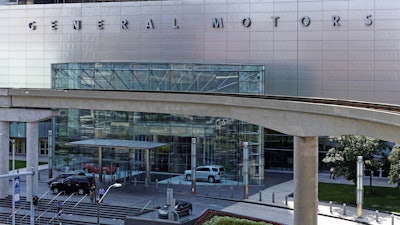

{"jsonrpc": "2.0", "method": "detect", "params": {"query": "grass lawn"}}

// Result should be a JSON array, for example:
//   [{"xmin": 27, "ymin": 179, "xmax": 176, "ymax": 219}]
[
  {"xmin": 8, "ymin": 160, "xmax": 46, "ymax": 170},
  {"xmin": 319, "ymin": 182, "xmax": 400, "ymax": 213}
]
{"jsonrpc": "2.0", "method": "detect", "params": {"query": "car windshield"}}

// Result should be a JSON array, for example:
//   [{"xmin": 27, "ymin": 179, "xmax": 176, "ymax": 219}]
[
  {"xmin": 63, "ymin": 178, "xmax": 71, "ymax": 183},
  {"xmin": 161, "ymin": 204, "xmax": 171, "ymax": 210},
  {"xmin": 59, "ymin": 174, "xmax": 72, "ymax": 178}
]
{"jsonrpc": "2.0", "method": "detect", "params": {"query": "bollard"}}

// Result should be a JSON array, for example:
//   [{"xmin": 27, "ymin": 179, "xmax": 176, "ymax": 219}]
[
  {"xmin": 155, "ymin": 179, "xmax": 159, "ymax": 189},
  {"xmin": 230, "ymin": 186, "xmax": 234, "ymax": 199},
  {"xmin": 329, "ymin": 201, "xmax": 333, "ymax": 214},
  {"xmin": 375, "ymin": 210, "xmax": 379, "ymax": 222},
  {"xmin": 285, "ymin": 195, "xmax": 288, "ymax": 206},
  {"xmin": 392, "ymin": 214, "xmax": 394, "ymax": 225},
  {"xmin": 343, "ymin": 203, "xmax": 346, "ymax": 215},
  {"xmin": 272, "ymin": 192, "xmax": 275, "ymax": 203},
  {"xmin": 134, "ymin": 177, "xmax": 137, "ymax": 186},
  {"xmin": 259, "ymin": 190, "xmax": 262, "ymax": 201}
]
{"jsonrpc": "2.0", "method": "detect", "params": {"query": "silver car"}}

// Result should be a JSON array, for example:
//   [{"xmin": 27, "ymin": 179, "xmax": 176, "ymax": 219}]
[{"xmin": 158, "ymin": 200, "xmax": 192, "ymax": 219}]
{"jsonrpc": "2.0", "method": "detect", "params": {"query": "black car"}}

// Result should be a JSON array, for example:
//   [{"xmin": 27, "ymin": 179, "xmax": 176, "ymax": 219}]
[
  {"xmin": 47, "ymin": 173, "xmax": 76, "ymax": 185},
  {"xmin": 50, "ymin": 175, "xmax": 95, "ymax": 195},
  {"xmin": 158, "ymin": 200, "xmax": 192, "ymax": 219}
]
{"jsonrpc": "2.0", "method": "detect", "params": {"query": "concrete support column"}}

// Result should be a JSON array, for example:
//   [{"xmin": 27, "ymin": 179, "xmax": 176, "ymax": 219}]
[
  {"xmin": 145, "ymin": 149, "xmax": 150, "ymax": 188},
  {"xmin": 294, "ymin": 136, "xmax": 318, "ymax": 225},
  {"xmin": 98, "ymin": 146, "xmax": 103, "ymax": 183},
  {"xmin": 26, "ymin": 122, "xmax": 39, "ymax": 200},
  {"xmin": 191, "ymin": 138, "xmax": 196, "ymax": 194},
  {"xmin": 0, "ymin": 122, "xmax": 10, "ymax": 198}
]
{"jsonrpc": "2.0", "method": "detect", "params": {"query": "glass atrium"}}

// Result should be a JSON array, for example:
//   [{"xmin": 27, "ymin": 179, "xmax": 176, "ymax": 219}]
[{"xmin": 51, "ymin": 62, "xmax": 266, "ymax": 184}]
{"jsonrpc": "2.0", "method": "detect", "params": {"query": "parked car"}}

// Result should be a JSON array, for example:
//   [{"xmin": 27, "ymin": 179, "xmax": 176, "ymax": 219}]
[
  {"xmin": 184, "ymin": 165, "xmax": 225, "ymax": 183},
  {"xmin": 47, "ymin": 173, "xmax": 75, "ymax": 185},
  {"xmin": 50, "ymin": 175, "xmax": 95, "ymax": 195},
  {"xmin": 82, "ymin": 163, "xmax": 116, "ymax": 174},
  {"xmin": 158, "ymin": 200, "xmax": 192, "ymax": 219},
  {"xmin": 47, "ymin": 171, "xmax": 86, "ymax": 186}
]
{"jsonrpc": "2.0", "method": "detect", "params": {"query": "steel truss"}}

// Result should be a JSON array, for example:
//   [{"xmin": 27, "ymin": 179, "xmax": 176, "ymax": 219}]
[{"xmin": 52, "ymin": 62, "xmax": 265, "ymax": 94}]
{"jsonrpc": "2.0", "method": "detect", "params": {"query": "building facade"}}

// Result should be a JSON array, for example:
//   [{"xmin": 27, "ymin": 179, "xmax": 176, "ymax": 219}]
[{"xmin": 1, "ymin": 0, "xmax": 400, "ymax": 181}]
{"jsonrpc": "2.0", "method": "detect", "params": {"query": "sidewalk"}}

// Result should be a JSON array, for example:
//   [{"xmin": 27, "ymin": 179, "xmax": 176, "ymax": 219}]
[{"xmin": 222, "ymin": 173, "xmax": 400, "ymax": 225}]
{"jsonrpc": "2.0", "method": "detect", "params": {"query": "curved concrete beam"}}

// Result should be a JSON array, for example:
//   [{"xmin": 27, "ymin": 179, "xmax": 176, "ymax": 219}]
[{"xmin": 6, "ymin": 88, "xmax": 400, "ymax": 143}]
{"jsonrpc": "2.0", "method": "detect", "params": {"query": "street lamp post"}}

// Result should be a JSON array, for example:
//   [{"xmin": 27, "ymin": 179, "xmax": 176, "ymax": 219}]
[
  {"xmin": 97, "ymin": 183, "xmax": 122, "ymax": 225},
  {"xmin": 10, "ymin": 139, "xmax": 16, "ymax": 225}
]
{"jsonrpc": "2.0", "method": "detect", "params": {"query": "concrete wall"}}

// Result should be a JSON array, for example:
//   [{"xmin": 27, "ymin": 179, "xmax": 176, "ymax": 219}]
[{"xmin": 1, "ymin": 0, "xmax": 400, "ymax": 105}]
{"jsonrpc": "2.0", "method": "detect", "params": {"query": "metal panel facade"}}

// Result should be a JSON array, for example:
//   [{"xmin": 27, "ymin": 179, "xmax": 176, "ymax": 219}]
[{"xmin": 1, "ymin": 0, "xmax": 400, "ymax": 104}]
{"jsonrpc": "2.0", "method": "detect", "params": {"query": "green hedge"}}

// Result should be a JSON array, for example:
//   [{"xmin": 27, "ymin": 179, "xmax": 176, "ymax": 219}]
[{"xmin": 201, "ymin": 215, "xmax": 273, "ymax": 225}]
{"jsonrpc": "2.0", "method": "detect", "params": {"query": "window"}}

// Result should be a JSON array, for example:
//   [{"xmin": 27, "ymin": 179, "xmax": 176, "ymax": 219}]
[{"xmin": 40, "ymin": 139, "xmax": 48, "ymax": 155}]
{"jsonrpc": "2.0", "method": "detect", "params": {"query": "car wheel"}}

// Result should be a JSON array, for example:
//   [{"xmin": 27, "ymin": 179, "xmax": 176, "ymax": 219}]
[
  {"xmin": 208, "ymin": 176, "xmax": 215, "ymax": 183},
  {"xmin": 185, "ymin": 174, "xmax": 192, "ymax": 181},
  {"xmin": 78, "ymin": 188, "xmax": 85, "ymax": 195},
  {"xmin": 53, "ymin": 188, "xmax": 60, "ymax": 195}
]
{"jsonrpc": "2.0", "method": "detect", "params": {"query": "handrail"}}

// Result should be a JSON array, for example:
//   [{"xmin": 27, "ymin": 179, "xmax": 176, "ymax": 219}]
[
  {"xmin": 39, "ymin": 190, "xmax": 49, "ymax": 200},
  {"xmin": 48, "ymin": 191, "xmax": 64, "ymax": 205},
  {"xmin": 140, "ymin": 200, "xmax": 152, "ymax": 212},
  {"xmin": 48, "ymin": 213, "xmax": 58, "ymax": 223},
  {"xmin": 19, "ymin": 209, "xmax": 30, "ymax": 224},
  {"xmin": 6, "ymin": 205, "xmax": 24, "ymax": 224},
  {"xmin": 74, "ymin": 194, "xmax": 88, "ymax": 207},
  {"xmin": 35, "ymin": 208, "xmax": 50, "ymax": 221},
  {"xmin": 8, "ymin": 205, "xmax": 23, "ymax": 218},
  {"xmin": 63, "ymin": 192, "xmax": 76, "ymax": 204}
]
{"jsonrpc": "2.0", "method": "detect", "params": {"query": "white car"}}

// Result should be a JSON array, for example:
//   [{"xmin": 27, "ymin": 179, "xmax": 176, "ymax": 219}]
[{"xmin": 184, "ymin": 165, "xmax": 225, "ymax": 183}]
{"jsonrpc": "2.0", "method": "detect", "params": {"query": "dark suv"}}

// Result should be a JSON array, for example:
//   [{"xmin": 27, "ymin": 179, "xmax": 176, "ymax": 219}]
[
  {"xmin": 47, "ymin": 173, "xmax": 75, "ymax": 185},
  {"xmin": 50, "ymin": 176, "xmax": 95, "ymax": 195}
]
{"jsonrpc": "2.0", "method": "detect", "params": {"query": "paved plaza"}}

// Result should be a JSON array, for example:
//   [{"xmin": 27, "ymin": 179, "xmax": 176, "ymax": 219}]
[{"xmin": 2, "ymin": 164, "xmax": 400, "ymax": 225}]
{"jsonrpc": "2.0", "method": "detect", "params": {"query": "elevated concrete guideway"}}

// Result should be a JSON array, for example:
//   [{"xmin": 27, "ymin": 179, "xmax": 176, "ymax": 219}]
[
  {"xmin": 1, "ymin": 88, "xmax": 400, "ymax": 225},
  {"xmin": 0, "ymin": 96, "xmax": 58, "ymax": 210},
  {"xmin": 2, "ymin": 88, "xmax": 400, "ymax": 143}
]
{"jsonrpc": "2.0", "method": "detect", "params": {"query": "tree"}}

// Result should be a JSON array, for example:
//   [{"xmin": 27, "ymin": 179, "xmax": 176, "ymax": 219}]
[
  {"xmin": 388, "ymin": 145, "xmax": 400, "ymax": 189},
  {"xmin": 322, "ymin": 135, "xmax": 384, "ymax": 185}
]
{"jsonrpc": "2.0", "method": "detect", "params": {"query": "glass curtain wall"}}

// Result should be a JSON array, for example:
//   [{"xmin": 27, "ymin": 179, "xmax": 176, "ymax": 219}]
[{"xmin": 52, "ymin": 62, "xmax": 265, "ymax": 184}]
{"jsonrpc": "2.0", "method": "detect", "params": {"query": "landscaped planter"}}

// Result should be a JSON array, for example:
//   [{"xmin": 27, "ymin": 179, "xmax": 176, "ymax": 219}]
[{"xmin": 194, "ymin": 209, "xmax": 283, "ymax": 225}]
